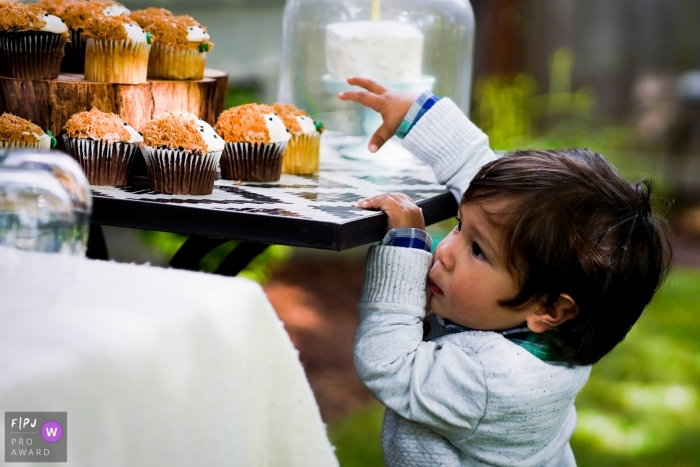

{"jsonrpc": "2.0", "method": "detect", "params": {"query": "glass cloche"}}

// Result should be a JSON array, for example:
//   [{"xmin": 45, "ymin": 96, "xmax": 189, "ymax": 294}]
[{"xmin": 278, "ymin": 0, "xmax": 475, "ymax": 155}]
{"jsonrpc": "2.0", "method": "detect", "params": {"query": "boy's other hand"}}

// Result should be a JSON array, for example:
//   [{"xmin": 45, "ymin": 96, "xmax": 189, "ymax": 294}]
[
  {"xmin": 338, "ymin": 77, "xmax": 419, "ymax": 153},
  {"xmin": 358, "ymin": 193, "xmax": 425, "ymax": 231}
]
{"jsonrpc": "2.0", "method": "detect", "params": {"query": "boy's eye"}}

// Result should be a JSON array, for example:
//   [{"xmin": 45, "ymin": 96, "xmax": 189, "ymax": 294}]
[
  {"xmin": 472, "ymin": 242, "xmax": 486, "ymax": 260},
  {"xmin": 454, "ymin": 217, "xmax": 462, "ymax": 232}
]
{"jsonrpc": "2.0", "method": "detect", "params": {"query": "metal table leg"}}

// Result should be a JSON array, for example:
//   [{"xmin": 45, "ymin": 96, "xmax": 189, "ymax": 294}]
[
  {"xmin": 86, "ymin": 223, "xmax": 109, "ymax": 260},
  {"xmin": 215, "ymin": 242, "xmax": 270, "ymax": 277},
  {"xmin": 169, "ymin": 235, "xmax": 229, "ymax": 271}
]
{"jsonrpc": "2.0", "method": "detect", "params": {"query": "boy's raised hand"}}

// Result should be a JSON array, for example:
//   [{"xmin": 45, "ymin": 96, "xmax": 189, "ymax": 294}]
[
  {"xmin": 358, "ymin": 193, "xmax": 425, "ymax": 231},
  {"xmin": 339, "ymin": 77, "xmax": 419, "ymax": 153}
]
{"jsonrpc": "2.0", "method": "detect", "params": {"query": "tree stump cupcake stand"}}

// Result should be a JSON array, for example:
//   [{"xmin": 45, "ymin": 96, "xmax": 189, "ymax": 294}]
[{"xmin": 0, "ymin": 69, "xmax": 228, "ymax": 136}]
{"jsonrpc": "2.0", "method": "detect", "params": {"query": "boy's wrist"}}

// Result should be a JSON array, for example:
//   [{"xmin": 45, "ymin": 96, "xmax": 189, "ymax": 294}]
[
  {"xmin": 380, "ymin": 228, "xmax": 432, "ymax": 252},
  {"xmin": 396, "ymin": 91, "xmax": 440, "ymax": 139}
]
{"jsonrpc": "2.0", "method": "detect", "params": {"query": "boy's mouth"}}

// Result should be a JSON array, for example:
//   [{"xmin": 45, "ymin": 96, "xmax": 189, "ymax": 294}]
[{"xmin": 429, "ymin": 281, "xmax": 443, "ymax": 296}]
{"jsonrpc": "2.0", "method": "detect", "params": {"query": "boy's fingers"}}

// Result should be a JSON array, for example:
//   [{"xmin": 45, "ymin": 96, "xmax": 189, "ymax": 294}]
[
  {"xmin": 338, "ymin": 91, "xmax": 381, "ymax": 112},
  {"xmin": 357, "ymin": 194, "xmax": 399, "ymax": 210},
  {"xmin": 369, "ymin": 123, "xmax": 394, "ymax": 153},
  {"xmin": 347, "ymin": 77, "xmax": 387, "ymax": 95}
]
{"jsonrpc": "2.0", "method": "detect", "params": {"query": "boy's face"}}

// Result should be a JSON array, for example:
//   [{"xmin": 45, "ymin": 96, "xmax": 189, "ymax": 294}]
[{"xmin": 429, "ymin": 199, "xmax": 533, "ymax": 330}]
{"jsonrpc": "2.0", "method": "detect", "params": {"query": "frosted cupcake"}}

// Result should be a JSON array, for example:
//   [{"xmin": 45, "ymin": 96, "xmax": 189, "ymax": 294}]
[
  {"xmin": 215, "ymin": 104, "xmax": 291, "ymax": 182},
  {"xmin": 272, "ymin": 103, "xmax": 323, "ymax": 175},
  {"xmin": 130, "ymin": 7, "xmax": 173, "ymax": 28},
  {"xmin": 144, "ymin": 15, "xmax": 213, "ymax": 80},
  {"xmin": 83, "ymin": 14, "xmax": 153, "ymax": 84},
  {"xmin": 0, "ymin": 113, "xmax": 55, "ymax": 150},
  {"xmin": 62, "ymin": 108, "xmax": 142, "ymax": 186},
  {"xmin": 141, "ymin": 111, "xmax": 224, "ymax": 195},
  {"xmin": 0, "ymin": 2, "xmax": 69, "ymax": 79},
  {"xmin": 52, "ymin": 0, "xmax": 131, "ymax": 73}
]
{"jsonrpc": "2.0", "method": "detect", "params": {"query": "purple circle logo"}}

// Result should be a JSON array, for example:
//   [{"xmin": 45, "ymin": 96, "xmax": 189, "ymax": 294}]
[{"xmin": 41, "ymin": 420, "xmax": 63, "ymax": 443}]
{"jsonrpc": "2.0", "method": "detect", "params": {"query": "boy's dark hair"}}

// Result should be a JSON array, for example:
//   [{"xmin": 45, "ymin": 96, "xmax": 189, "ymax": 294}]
[{"xmin": 462, "ymin": 148, "xmax": 673, "ymax": 365}]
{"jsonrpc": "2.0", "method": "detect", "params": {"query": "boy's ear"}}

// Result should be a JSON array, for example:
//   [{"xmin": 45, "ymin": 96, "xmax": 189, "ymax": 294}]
[{"xmin": 526, "ymin": 294, "xmax": 578, "ymax": 333}]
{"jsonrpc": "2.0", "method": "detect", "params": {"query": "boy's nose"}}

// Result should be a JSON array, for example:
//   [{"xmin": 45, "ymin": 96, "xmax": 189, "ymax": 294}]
[{"xmin": 433, "ymin": 237, "xmax": 454, "ymax": 272}]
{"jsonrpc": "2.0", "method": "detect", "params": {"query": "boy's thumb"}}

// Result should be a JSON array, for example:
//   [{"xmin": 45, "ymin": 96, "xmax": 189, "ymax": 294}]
[{"xmin": 369, "ymin": 124, "xmax": 393, "ymax": 153}]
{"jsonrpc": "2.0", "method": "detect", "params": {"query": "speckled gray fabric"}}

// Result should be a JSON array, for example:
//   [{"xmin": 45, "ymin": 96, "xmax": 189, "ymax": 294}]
[{"xmin": 354, "ymin": 99, "xmax": 592, "ymax": 466}]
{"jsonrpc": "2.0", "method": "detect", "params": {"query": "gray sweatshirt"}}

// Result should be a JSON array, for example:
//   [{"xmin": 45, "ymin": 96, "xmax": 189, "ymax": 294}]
[{"xmin": 354, "ymin": 98, "xmax": 591, "ymax": 467}]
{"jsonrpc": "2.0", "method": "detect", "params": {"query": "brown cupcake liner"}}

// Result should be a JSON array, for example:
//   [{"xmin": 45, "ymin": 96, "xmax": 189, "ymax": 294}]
[
  {"xmin": 0, "ymin": 138, "xmax": 51, "ymax": 150},
  {"xmin": 282, "ymin": 133, "xmax": 321, "ymax": 175},
  {"xmin": 220, "ymin": 141, "xmax": 287, "ymax": 182},
  {"xmin": 0, "ymin": 30, "xmax": 67, "ymax": 79},
  {"xmin": 84, "ymin": 38, "xmax": 150, "ymax": 84},
  {"xmin": 141, "ymin": 146, "xmax": 222, "ymax": 195},
  {"xmin": 62, "ymin": 135, "xmax": 140, "ymax": 186},
  {"xmin": 60, "ymin": 28, "xmax": 86, "ymax": 73},
  {"xmin": 148, "ymin": 43, "xmax": 206, "ymax": 80}
]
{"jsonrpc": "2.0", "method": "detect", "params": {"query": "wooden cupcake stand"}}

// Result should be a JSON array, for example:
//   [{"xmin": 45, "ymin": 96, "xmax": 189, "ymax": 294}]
[{"xmin": 0, "ymin": 69, "xmax": 228, "ymax": 136}]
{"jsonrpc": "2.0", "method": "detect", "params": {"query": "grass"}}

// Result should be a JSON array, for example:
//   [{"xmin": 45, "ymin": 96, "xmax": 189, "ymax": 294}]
[{"xmin": 327, "ymin": 267, "xmax": 700, "ymax": 467}]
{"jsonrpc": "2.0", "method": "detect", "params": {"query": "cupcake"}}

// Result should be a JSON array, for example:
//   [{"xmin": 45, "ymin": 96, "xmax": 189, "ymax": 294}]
[
  {"xmin": 272, "ymin": 103, "xmax": 323, "ymax": 175},
  {"xmin": 83, "ymin": 14, "xmax": 153, "ymax": 84},
  {"xmin": 130, "ymin": 7, "xmax": 173, "ymax": 28},
  {"xmin": 142, "ymin": 15, "xmax": 213, "ymax": 80},
  {"xmin": 0, "ymin": 113, "xmax": 55, "ymax": 150},
  {"xmin": 0, "ymin": 2, "xmax": 69, "ymax": 79},
  {"xmin": 141, "ymin": 111, "xmax": 224, "ymax": 195},
  {"xmin": 215, "ymin": 104, "xmax": 291, "ymax": 182},
  {"xmin": 51, "ymin": 0, "xmax": 131, "ymax": 73},
  {"xmin": 62, "ymin": 107, "xmax": 142, "ymax": 186}
]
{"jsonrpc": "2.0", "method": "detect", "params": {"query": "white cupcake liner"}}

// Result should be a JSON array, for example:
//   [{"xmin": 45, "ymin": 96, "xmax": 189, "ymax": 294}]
[
  {"xmin": 62, "ymin": 135, "xmax": 140, "ymax": 186},
  {"xmin": 84, "ymin": 38, "xmax": 150, "ymax": 84},
  {"xmin": 141, "ymin": 146, "xmax": 222, "ymax": 195},
  {"xmin": 0, "ymin": 137, "xmax": 52, "ymax": 150},
  {"xmin": 220, "ymin": 141, "xmax": 287, "ymax": 182},
  {"xmin": 147, "ymin": 43, "xmax": 206, "ymax": 80},
  {"xmin": 0, "ymin": 30, "xmax": 66, "ymax": 79},
  {"xmin": 282, "ymin": 133, "xmax": 321, "ymax": 175}
]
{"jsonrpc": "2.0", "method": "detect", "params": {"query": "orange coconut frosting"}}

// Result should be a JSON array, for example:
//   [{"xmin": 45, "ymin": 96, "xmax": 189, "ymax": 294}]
[
  {"xmin": 141, "ymin": 111, "xmax": 208, "ymax": 154},
  {"xmin": 144, "ymin": 15, "xmax": 213, "ymax": 50},
  {"xmin": 63, "ymin": 107, "xmax": 133, "ymax": 142},
  {"xmin": 0, "ymin": 113, "xmax": 45, "ymax": 145},
  {"xmin": 59, "ymin": 1, "xmax": 111, "ymax": 29},
  {"xmin": 215, "ymin": 104, "xmax": 281, "ymax": 145},
  {"xmin": 0, "ymin": 3, "xmax": 49, "ymax": 31},
  {"xmin": 130, "ymin": 7, "xmax": 173, "ymax": 28},
  {"xmin": 35, "ymin": 0, "xmax": 72, "ymax": 16},
  {"xmin": 83, "ymin": 14, "xmax": 144, "ymax": 42}
]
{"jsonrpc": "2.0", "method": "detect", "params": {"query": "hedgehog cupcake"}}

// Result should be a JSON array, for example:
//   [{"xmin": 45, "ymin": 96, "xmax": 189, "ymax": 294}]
[
  {"xmin": 82, "ymin": 14, "xmax": 153, "ymax": 84},
  {"xmin": 0, "ymin": 113, "xmax": 55, "ymax": 150},
  {"xmin": 141, "ymin": 111, "xmax": 224, "ymax": 195},
  {"xmin": 62, "ymin": 108, "xmax": 142, "ymax": 186},
  {"xmin": 48, "ymin": 0, "xmax": 131, "ymax": 72},
  {"xmin": 0, "ymin": 2, "xmax": 69, "ymax": 79},
  {"xmin": 215, "ymin": 104, "xmax": 291, "ymax": 182},
  {"xmin": 272, "ymin": 103, "xmax": 323, "ymax": 175},
  {"xmin": 130, "ymin": 7, "xmax": 173, "ymax": 28},
  {"xmin": 142, "ymin": 15, "xmax": 213, "ymax": 80}
]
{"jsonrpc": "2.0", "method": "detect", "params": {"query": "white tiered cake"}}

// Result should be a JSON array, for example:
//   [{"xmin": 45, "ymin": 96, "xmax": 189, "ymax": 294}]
[{"xmin": 324, "ymin": 20, "xmax": 424, "ymax": 83}]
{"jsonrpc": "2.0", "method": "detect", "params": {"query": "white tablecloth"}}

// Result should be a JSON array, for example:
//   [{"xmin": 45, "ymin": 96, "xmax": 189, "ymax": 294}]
[{"xmin": 0, "ymin": 248, "xmax": 338, "ymax": 467}]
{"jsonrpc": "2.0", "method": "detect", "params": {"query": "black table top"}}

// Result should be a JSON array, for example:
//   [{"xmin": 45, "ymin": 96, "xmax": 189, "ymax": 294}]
[{"xmin": 90, "ymin": 135, "xmax": 458, "ymax": 250}]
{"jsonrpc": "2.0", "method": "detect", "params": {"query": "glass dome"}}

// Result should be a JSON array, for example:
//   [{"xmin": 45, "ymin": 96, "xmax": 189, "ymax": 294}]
[{"xmin": 278, "ymin": 0, "xmax": 475, "ymax": 137}]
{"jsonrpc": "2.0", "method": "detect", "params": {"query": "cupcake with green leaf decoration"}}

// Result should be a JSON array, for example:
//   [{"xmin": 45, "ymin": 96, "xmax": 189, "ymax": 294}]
[{"xmin": 0, "ymin": 113, "xmax": 56, "ymax": 150}]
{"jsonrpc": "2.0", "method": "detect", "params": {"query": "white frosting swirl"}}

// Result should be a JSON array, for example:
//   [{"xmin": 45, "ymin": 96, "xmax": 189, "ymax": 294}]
[
  {"xmin": 264, "ymin": 113, "xmax": 291, "ymax": 144},
  {"xmin": 38, "ymin": 14, "xmax": 68, "ymax": 34},
  {"xmin": 32, "ymin": 132, "xmax": 52, "ymax": 146},
  {"xmin": 123, "ymin": 22, "xmax": 147, "ymax": 43},
  {"xmin": 296, "ymin": 115, "xmax": 317, "ymax": 135},
  {"xmin": 186, "ymin": 26, "xmax": 210, "ymax": 43},
  {"xmin": 103, "ymin": 5, "xmax": 131, "ymax": 16},
  {"xmin": 197, "ymin": 119, "xmax": 224, "ymax": 152},
  {"xmin": 121, "ymin": 122, "xmax": 143, "ymax": 144}
]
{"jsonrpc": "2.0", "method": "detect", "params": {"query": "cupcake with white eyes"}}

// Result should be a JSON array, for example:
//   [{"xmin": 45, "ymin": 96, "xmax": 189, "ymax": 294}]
[
  {"xmin": 272, "ymin": 103, "xmax": 324, "ymax": 175},
  {"xmin": 0, "ymin": 113, "xmax": 55, "ymax": 150},
  {"xmin": 0, "ymin": 2, "xmax": 69, "ymax": 79},
  {"xmin": 62, "ymin": 108, "xmax": 143, "ymax": 186},
  {"xmin": 143, "ymin": 15, "xmax": 213, "ymax": 80},
  {"xmin": 82, "ymin": 14, "xmax": 153, "ymax": 84},
  {"xmin": 54, "ymin": 0, "xmax": 131, "ymax": 72},
  {"xmin": 140, "ymin": 111, "xmax": 224, "ymax": 195},
  {"xmin": 215, "ymin": 104, "xmax": 292, "ymax": 182}
]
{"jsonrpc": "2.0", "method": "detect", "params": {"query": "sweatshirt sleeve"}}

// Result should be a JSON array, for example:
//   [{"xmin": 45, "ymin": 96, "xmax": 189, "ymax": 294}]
[
  {"xmin": 354, "ymin": 245, "xmax": 488, "ymax": 442},
  {"xmin": 401, "ymin": 98, "xmax": 500, "ymax": 202}
]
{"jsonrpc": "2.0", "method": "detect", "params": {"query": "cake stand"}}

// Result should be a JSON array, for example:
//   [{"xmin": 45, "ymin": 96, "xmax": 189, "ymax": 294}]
[{"xmin": 322, "ymin": 74, "xmax": 435, "ymax": 162}]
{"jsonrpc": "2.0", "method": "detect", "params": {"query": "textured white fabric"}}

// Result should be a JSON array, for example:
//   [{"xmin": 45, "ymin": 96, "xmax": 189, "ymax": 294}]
[
  {"xmin": 401, "ymin": 98, "xmax": 499, "ymax": 202},
  {"xmin": 0, "ymin": 248, "xmax": 338, "ymax": 467},
  {"xmin": 355, "ymin": 246, "xmax": 591, "ymax": 467}
]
